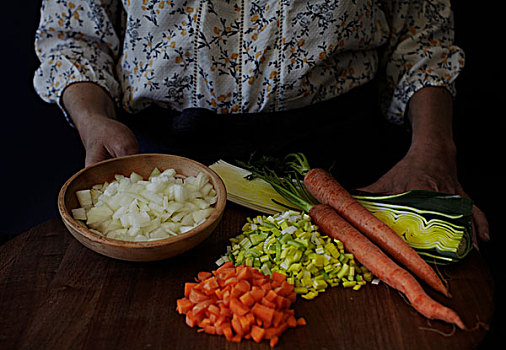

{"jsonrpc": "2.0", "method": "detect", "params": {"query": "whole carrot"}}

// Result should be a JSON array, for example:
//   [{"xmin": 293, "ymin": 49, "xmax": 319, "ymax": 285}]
[
  {"xmin": 304, "ymin": 168, "xmax": 449, "ymax": 297},
  {"xmin": 310, "ymin": 204, "xmax": 466, "ymax": 329}
]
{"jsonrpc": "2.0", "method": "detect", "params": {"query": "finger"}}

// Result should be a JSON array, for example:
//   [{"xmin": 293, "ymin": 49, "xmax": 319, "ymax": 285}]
[
  {"xmin": 85, "ymin": 152, "xmax": 110, "ymax": 167},
  {"xmin": 106, "ymin": 134, "xmax": 140, "ymax": 158},
  {"xmin": 457, "ymin": 189, "xmax": 490, "ymax": 243},
  {"xmin": 110, "ymin": 141, "xmax": 139, "ymax": 158},
  {"xmin": 473, "ymin": 205, "xmax": 490, "ymax": 242},
  {"xmin": 85, "ymin": 144, "xmax": 111, "ymax": 167},
  {"xmin": 356, "ymin": 180, "xmax": 388, "ymax": 194},
  {"xmin": 471, "ymin": 221, "xmax": 479, "ymax": 251}
]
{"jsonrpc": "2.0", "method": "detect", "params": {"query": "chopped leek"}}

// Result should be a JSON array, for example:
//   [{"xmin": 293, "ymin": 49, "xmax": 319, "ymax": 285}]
[{"xmin": 218, "ymin": 210, "xmax": 370, "ymax": 299}]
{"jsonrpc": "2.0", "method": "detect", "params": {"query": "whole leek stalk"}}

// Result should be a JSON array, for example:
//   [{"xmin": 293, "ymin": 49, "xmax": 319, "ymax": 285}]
[{"xmin": 210, "ymin": 154, "xmax": 474, "ymax": 264}]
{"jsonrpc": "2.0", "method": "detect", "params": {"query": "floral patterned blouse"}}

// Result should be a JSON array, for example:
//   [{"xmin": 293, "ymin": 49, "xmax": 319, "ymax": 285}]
[{"xmin": 33, "ymin": 0, "xmax": 464, "ymax": 125}]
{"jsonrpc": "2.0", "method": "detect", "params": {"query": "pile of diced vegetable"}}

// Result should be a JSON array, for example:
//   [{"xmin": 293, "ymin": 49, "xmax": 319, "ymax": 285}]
[
  {"xmin": 71, "ymin": 168, "xmax": 217, "ymax": 242},
  {"xmin": 216, "ymin": 211, "xmax": 373, "ymax": 300},
  {"xmin": 177, "ymin": 262, "xmax": 306, "ymax": 347}
]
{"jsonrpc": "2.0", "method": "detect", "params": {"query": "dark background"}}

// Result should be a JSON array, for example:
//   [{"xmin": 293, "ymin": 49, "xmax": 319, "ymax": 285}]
[{"xmin": 1, "ymin": 1, "xmax": 503, "ymax": 347}]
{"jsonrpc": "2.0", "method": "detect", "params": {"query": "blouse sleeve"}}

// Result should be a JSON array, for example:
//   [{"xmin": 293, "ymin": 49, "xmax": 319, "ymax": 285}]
[
  {"xmin": 377, "ymin": 0, "xmax": 465, "ymax": 125},
  {"xmin": 33, "ymin": 0, "xmax": 124, "ymax": 124}
]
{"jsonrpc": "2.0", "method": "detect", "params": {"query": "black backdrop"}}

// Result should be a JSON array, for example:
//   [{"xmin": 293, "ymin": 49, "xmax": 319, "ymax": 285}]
[{"xmin": 1, "ymin": 1, "xmax": 503, "ymax": 347}]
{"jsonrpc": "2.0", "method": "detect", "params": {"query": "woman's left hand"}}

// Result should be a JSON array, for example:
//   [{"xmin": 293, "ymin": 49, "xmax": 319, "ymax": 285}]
[
  {"xmin": 359, "ymin": 139, "xmax": 490, "ymax": 248},
  {"xmin": 359, "ymin": 87, "xmax": 490, "ymax": 248}
]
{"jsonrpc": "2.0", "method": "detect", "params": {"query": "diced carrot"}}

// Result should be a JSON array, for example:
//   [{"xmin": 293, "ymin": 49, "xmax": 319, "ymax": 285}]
[
  {"xmin": 237, "ymin": 265, "xmax": 253, "ymax": 280},
  {"xmin": 260, "ymin": 281, "xmax": 272, "ymax": 291},
  {"xmin": 250, "ymin": 325, "xmax": 265, "ymax": 343},
  {"xmin": 214, "ymin": 288, "xmax": 224, "ymax": 300},
  {"xmin": 204, "ymin": 325, "xmax": 216, "ymax": 335},
  {"xmin": 192, "ymin": 298, "xmax": 215, "ymax": 317},
  {"xmin": 223, "ymin": 277, "xmax": 239, "ymax": 286},
  {"xmin": 263, "ymin": 318, "xmax": 272, "ymax": 329},
  {"xmin": 274, "ymin": 281, "xmax": 293, "ymax": 297},
  {"xmin": 296, "ymin": 317, "xmax": 307, "ymax": 326},
  {"xmin": 288, "ymin": 291, "xmax": 297, "ymax": 303},
  {"xmin": 272, "ymin": 310, "xmax": 284, "ymax": 327},
  {"xmin": 265, "ymin": 289, "xmax": 278, "ymax": 303},
  {"xmin": 270, "ymin": 336, "xmax": 279, "ymax": 347},
  {"xmin": 231, "ymin": 334, "xmax": 242, "ymax": 343},
  {"xmin": 275, "ymin": 295, "xmax": 289, "ymax": 309},
  {"xmin": 222, "ymin": 290, "xmax": 231, "ymax": 306},
  {"xmin": 261, "ymin": 297, "xmax": 277, "ymax": 309},
  {"xmin": 271, "ymin": 271, "xmax": 286, "ymax": 282},
  {"xmin": 189, "ymin": 288, "xmax": 208, "ymax": 304},
  {"xmin": 229, "ymin": 297, "xmax": 249, "ymax": 316},
  {"xmin": 215, "ymin": 315, "xmax": 227, "ymax": 327},
  {"xmin": 230, "ymin": 286, "xmax": 243, "ymax": 298},
  {"xmin": 277, "ymin": 322, "xmax": 289, "ymax": 334},
  {"xmin": 184, "ymin": 282, "xmax": 197, "ymax": 298},
  {"xmin": 263, "ymin": 327, "xmax": 279, "ymax": 340},
  {"xmin": 237, "ymin": 314, "xmax": 252, "ymax": 332},
  {"xmin": 287, "ymin": 315, "xmax": 297, "ymax": 327},
  {"xmin": 219, "ymin": 303, "xmax": 232, "ymax": 318},
  {"xmin": 246, "ymin": 311, "xmax": 255, "ymax": 324},
  {"xmin": 176, "ymin": 297, "xmax": 194, "ymax": 314},
  {"xmin": 231, "ymin": 315, "xmax": 244, "ymax": 337},
  {"xmin": 284, "ymin": 309, "xmax": 295, "ymax": 316},
  {"xmin": 207, "ymin": 303, "xmax": 220, "ymax": 316},
  {"xmin": 216, "ymin": 269, "xmax": 235, "ymax": 284},
  {"xmin": 239, "ymin": 291, "xmax": 256, "ymax": 307},
  {"xmin": 199, "ymin": 318, "xmax": 212, "ymax": 328},
  {"xmin": 201, "ymin": 276, "xmax": 219, "ymax": 293},
  {"xmin": 215, "ymin": 260, "xmax": 234, "ymax": 271},
  {"xmin": 235, "ymin": 279, "xmax": 251, "ymax": 294},
  {"xmin": 250, "ymin": 267, "xmax": 265, "ymax": 279},
  {"xmin": 197, "ymin": 271, "xmax": 212, "ymax": 281},
  {"xmin": 250, "ymin": 286, "xmax": 265, "ymax": 302},
  {"xmin": 185, "ymin": 310, "xmax": 196, "ymax": 328},
  {"xmin": 252, "ymin": 303, "xmax": 275, "ymax": 324},
  {"xmin": 222, "ymin": 287, "xmax": 231, "ymax": 299},
  {"xmin": 222, "ymin": 324, "xmax": 233, "ymax": 341}
]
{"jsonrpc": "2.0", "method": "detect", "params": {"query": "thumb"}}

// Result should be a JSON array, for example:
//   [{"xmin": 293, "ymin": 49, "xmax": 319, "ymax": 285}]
[
  {"xmin": 85, "ymin": 143, "xmax": 111, "ymax": 167},
  {"xmin": 357, "ymin": 181, "xmax": 387, "ymax": 194},
  {"xmin": 104, "ymin": 125, "xmax": 139, "ymax": 157}
]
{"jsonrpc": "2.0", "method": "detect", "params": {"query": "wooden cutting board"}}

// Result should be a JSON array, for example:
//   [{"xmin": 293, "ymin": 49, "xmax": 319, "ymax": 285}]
[{"xmin": 0, "ymin": 203, "xmax": 494, "ymax": 349}]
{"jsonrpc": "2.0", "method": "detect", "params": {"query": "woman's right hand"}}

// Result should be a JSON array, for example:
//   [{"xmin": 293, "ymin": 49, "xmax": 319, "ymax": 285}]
[
  {"xmin": 79, "ymin": 115, "xmax": 139, "ymax": 167},
  {"xmin": 62, "ymin": 82, "xmax": 139, "ymax": 167}
]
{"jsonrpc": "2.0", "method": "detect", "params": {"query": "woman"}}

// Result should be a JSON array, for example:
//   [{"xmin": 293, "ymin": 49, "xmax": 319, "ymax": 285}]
[{"xmin": 33, "ymin": 0, "xmax": 489, "ymax": 244}]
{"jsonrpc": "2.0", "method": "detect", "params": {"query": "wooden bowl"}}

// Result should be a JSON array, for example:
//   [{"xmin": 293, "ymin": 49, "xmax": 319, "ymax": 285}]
[{"xmin": 58, "ymin": 154, "xmax": 227, "ymax": 262}]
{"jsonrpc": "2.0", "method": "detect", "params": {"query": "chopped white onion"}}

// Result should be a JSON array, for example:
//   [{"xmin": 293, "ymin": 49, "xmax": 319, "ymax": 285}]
[{"xmin": 72, "ymin": 168, "xmax": 217, "ymax": 242}]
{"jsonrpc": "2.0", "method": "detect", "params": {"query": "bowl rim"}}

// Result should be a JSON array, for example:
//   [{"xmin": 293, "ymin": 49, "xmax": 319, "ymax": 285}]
[{"xmin": 57, "ymin": 153, "xmax": 227, "ymax": 249}]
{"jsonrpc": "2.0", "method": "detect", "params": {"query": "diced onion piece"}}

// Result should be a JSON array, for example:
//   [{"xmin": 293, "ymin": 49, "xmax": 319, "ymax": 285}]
[
  {"xmin": 72, "ymin": 207, "xmax": 87, "ymax": 221},
  {"xmin": 86, "ymin": 205, "xmax": 114, "ymax": 226},
  {"xmin": 76, "ymin": 189, "xmax": 93, "ymax": 208}
]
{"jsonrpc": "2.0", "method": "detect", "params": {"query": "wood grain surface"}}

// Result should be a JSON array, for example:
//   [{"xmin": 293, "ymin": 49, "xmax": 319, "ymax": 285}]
[{"xmin": 0, "ymin": 203, "xmax": 494, "ymax": 349}]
